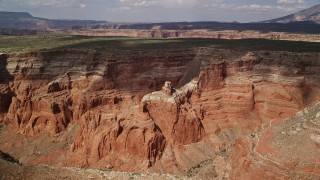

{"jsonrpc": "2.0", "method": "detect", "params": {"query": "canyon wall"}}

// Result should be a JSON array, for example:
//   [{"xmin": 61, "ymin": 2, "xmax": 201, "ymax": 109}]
[
  {"xmin": 66, "ymin": 29, "xmax": 320, "ymax": 42},
  {"xmin": 0, "ymin": 48, "xmax": 320, "ymax": 178}
]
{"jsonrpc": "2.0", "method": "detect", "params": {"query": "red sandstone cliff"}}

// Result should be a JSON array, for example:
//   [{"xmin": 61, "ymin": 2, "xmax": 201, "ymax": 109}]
[{"xmin": 0, "ymin": 48, "xmax": 320, "ymax": 178}]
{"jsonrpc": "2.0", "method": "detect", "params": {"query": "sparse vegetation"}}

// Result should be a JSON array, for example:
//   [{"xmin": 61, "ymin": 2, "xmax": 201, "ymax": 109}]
[
  {"xmin": 186, "ymin": 159, "xmax": 216, "ymax": 177},
  {"xmin": 0, "ymin": 35, "xmax": 320, "ymax": 53}
]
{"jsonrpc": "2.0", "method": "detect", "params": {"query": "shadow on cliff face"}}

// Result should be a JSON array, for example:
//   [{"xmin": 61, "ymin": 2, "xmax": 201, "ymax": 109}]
[
  {"xmin": 0, "ymin": 54, "xmax": 14, "ymax": 114},
  {"xmin": 105, "ymin": 51, "xmax": 199, "ymax": 91},
  {"xmin": 0, "ymin": 54, "xmax": 13, "ymax": 83},
  {"xmin": 41, "ymin": 37, "xmax": 320, "ymax": 92},
  {"xmin": 46, "ymin": 39, "xmax": 203, "ymax": 91},
  {"xmin": 177, "ymin": 59, "xmax": 202, "ymax": 88}
]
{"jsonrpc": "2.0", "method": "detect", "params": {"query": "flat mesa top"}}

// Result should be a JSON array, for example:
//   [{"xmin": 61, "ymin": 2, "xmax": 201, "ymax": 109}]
[{"xmin": 0, "ymin": 35, "xmax": 320, "ymax": 53}]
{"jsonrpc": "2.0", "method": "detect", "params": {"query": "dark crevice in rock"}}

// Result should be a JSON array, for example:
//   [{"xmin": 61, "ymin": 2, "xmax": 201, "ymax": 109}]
[{"xmin": 0, "ymin": 151, "xmax": 19, "ymax": 163}]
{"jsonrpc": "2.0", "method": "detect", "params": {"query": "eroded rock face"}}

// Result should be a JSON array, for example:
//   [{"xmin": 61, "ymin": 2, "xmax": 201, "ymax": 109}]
[
  {"xmin": 0, "ymin": 48, "xmax": 320, "ymax": 178},
  {"xmin": 142, "ymin": 80, "xmax": 204, "ymax": 145}
]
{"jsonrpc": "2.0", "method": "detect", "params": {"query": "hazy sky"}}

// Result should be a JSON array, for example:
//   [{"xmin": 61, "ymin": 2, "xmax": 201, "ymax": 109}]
[{"xmin": 0, "ymin": 0, "xmax": 319, "ymax": 22}]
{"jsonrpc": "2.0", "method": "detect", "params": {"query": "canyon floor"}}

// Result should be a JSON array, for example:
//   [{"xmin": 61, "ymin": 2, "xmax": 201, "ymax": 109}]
[{"xmin": 0, "ymin": 35, "xmax": 320, "ymax": 179}]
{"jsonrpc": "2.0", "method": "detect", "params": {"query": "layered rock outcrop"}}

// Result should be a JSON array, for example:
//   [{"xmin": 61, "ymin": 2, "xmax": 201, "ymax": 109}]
[
  {"xmin": 0, "ymin": 48, "xmax": 320, "ymax": 178},
  {"xmin": 68, "ymin": 29, "xmax": 320, "ymax": 42}
]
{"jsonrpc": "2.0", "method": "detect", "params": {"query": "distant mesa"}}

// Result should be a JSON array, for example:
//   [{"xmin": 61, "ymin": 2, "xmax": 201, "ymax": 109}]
[{"xmin": 0, "ymin": 11, "xmax": 106, "ymax": 30}]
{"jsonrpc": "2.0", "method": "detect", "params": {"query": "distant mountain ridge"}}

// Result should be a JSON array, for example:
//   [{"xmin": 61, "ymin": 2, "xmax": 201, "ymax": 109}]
[
  {"xmin": 1, "ymin": 6, "xmax": 320, "ymax": 34},
  {"xmin": 0, "ymin": 11, "xmax": 47, "ymax": 30},
  {"xmin": 0, "ymin": 11, "xmax": 106, "ymax": 30},
  {"xmin": 263, "ymin": 4, "xmax": 320, "ymax": 24}
]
